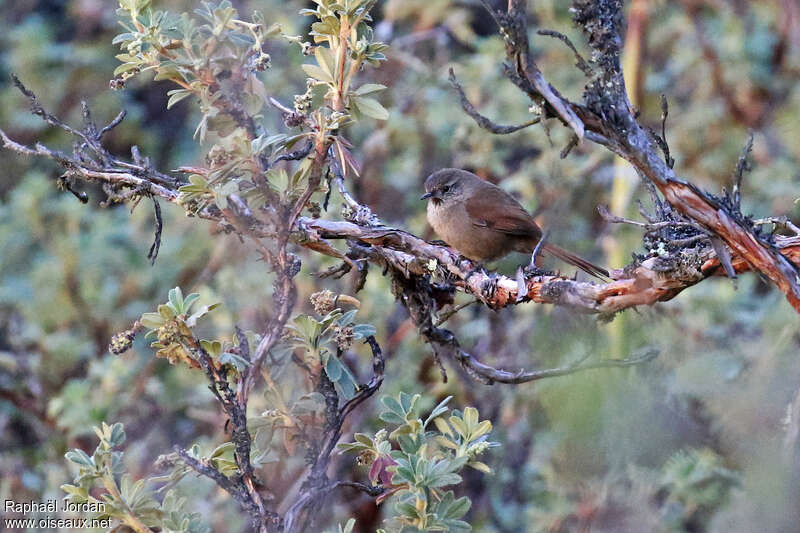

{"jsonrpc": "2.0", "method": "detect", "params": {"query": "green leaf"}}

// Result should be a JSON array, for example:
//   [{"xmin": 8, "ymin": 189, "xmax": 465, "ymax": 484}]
[
  {"xmin": 397, "ymin": 434, "xmax": 419, "ymax": 455},
  {"xmin": 469, "ymin": 461, "xmax": 492, "ymax": 474},
  {"xmin": 158, "ymin": 304, "xmax": 176, "ymax": 320},
  {"xmin": 393, "ymin": 466, "xmax": 416, "ymax": 485},
  {"xmin": 185, "ymin": 303, "xmax": 220, "ymax": 327},
  {"xmin": 314, "ymin": 46, "xmax": 336, "ymax": 80},
  {"xmin": 219, "ymin": 351, "xmax": 251, "ymax": 371},
  {"xmin": 65, "ymin": 449, "xmax": 94, "ymax": 468},
  {"xmin": 353, "ymin": 83, "xmax": 386, "ymax": 96},
  {"xmin": 168, "ymin": 287, "xmax": 184, "ymax": 312},
  {"xmin": 378, "ymin": 411, "xmax": 405, "ymax": 425},
  {"xmin": 113, "ymin": 62, "xmax": 141, "ymax": 76},
  {"xmin": 166, "ymin": 89, "xmax": 193, "ymax": 109},
  {"xmin": 425, "ymin": 396, "xmax": 452, "ymax": 427},
  {"xmin": 449, "ymin": 415, "xmax": 468, "ymax": 439},
  {"xmin": 351, "ymin": 96, "xmax": 388, "ymax": 120},
  {"xmin": 433, "ymin": 417, "xmax": 453, "ymax": 437},
  {"xmin": 209, "ymin": 441, "xmax": 235, "ymax": 459},
  {"xmin": 435, "ymin": 435, "xmax": 459, "ymax": 450},
  {"xmin": 399, "ymin": 392, "xmax": 417, "ymax": 414},
  {"xmin": 111, "ymin": 33, "xmax": 136, "ymax": 45},
  {"xmin": 338, "ymin": 442, "xmax": 368, "ymax": 453},
  {"xmin": 352, "ymin": 324, "xmax": 376, "ymax": 339},
  {"xmin": 182, "ymin": 293, "xmax": 200, "ymax": 313},
  {"xmin": 381, "ymin": 396, "xmax": 404, "ymax": 417},
  {"xmin": 443, "ymin": 495, "xmax": 471, "ymax": 519},
  {"xmin": 108, "ymin": 423, "xmax": 126, "ymax": 447},
  {"xmin": 354, "ymin": 433, "xmax": 374, "ymax": 447},
  {"xmin": 323, "ymin": 353, "xmax": 343, "ymax": 381},
  {"xmin": 290, "ymin": 314, "xmax": 322, "ymax": 345},
  {"xmin": 337, "ymin": 309, "xmax": 358, "ymax": 326},
  {"xmin": 301, "ymin": 64, "xmax": 334, "ymax": 83},
  {"xmin": 60, "ymin": 484, "xmax": 89, "ymax": 501},
  {"xmin": 140, "ymin": 312, "xmax": 165, "ymax": 329},
  {"xmin": 463, "ymin": 407, "xmax": 478, "ymax": 429},
  {"xmin": 326, "ymin": 358, "xmax": 358, "ymax": 401},
  {"xmin": 395, "ymin": 501, "xmax": 420, "ymax": 519},
  {"xmin": 339, "ymin": 518, "xmax": 356, "ymax": 533},
  {"xmin": 471, "ymin": 420, "xmax": 492, "ymax": 440},
  {"xmin": 428, "ymin": 472, "xmax": 462, "ymax": 488},
  {"xmin": 200, "ymin": 339, "xmax": 222, "ymax": 356}
]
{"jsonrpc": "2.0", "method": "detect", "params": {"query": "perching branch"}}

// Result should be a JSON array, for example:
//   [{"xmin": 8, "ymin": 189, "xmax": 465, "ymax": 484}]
[{"xmin": 5, "ymin": 108, "xmax": 800, "ymax": 321}]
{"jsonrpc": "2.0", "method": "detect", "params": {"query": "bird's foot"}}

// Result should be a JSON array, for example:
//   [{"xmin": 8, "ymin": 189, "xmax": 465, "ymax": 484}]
[
  {"xmin": 481, "ymin": 271, "xmax": 498, "ymax": 301},
  {"xmin": 464, "ymin": 263, "xmax": 487, "ymax": 282},
  {"xmin": 523, "ymin": 264, "xmax": 554, "ymax": 278}
]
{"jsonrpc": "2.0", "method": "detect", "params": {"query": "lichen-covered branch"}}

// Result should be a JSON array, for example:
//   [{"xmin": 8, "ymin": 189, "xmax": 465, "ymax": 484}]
[{"xmin": 470, "ymin": 0, "xmax": 800, "ymax": 313}]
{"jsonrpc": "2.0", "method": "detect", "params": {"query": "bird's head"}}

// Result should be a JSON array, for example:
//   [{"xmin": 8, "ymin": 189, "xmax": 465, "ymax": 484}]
[{"xmin": 421, "ymin": 168, "xmax": 473, "ymax": 206}]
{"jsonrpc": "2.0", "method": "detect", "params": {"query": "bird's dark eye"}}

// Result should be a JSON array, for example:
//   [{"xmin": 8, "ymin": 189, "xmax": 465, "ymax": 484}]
[{"xmin": 441, "ymin": 185, "xmax": 451, "ymax": 193}]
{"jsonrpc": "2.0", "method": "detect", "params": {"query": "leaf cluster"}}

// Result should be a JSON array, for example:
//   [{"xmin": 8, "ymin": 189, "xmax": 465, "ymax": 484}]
[
  {"xmin": 285, "ymin": 305, "xmax": 376, "ymax": 401},
  {"xmin": 339, "ymin": 393, "xmax": 498, "ymax": 532},
  {"xmin": 62, "ymin": 422, "xmax": 209, "ymax": 533},
  {"xmin": 138, "ymin": 286, "xmax": 220, "ymax": 368}
]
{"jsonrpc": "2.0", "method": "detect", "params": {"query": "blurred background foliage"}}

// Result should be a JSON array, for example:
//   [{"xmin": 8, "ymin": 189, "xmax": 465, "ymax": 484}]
[{"xmin": 0, "ymin": 0, "xmax": 799, "ymax": 531}]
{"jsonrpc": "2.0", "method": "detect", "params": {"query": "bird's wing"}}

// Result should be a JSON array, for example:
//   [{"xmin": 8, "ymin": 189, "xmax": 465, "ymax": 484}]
[{"xmin": 464, "ymin": 186, "xmax": 542, "ymax": 238}]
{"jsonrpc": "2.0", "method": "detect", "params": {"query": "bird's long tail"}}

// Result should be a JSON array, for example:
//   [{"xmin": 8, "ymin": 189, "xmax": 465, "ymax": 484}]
[{"xmin": 542, "ymin": 243, "xmax": 609, "ymax": 280}]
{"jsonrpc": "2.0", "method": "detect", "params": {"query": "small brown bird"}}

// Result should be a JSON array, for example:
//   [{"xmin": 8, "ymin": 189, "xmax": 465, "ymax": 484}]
[{"xmin": 422, "ymin": 168, "xmax": 608, "ymax": 279}]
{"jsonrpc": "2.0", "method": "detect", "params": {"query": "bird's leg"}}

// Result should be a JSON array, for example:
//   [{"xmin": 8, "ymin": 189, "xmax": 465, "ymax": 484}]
[
  {"xmin": 529, "ymin": 230, "xmax": 549, "ymax": 268},
  {"xmin": 523, "ymin": 231, "xmax": 553, "ymax": 277}
]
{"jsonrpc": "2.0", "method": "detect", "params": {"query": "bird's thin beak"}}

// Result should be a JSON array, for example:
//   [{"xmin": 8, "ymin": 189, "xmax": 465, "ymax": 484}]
[{"xmin": 420, "ymin": 192, "xmax": 433, "ymax": 200}]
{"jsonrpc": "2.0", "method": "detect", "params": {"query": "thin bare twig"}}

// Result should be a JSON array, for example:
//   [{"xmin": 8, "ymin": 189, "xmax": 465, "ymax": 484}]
[
  {"xmin": 435, "ymin": 298, "xmax": 479, "ymax": 326},
  {"xmin": 598, "ymin": 204, "xmax": 710, "ymax": 236},
  {"xmin": 732, "ymin": 131, "xmax": 754, "ymax": 209},
  {"xmin": 147, "ymin": 198, "xmax": 163, "ymax": 265},
  {"xmin": 448, "ymin": 68, "xmax": 540, "ymax": 134},
  {"xmin": 536, "ymin": 29, "xmax": 593, "ymax": 76},
  {"xmin": 329, "ymin": 150, "xmax": 380, "ymax": 226},
  {"xmin": 659, "ymin": 94, "xmax": 675, "ymax": 169}
]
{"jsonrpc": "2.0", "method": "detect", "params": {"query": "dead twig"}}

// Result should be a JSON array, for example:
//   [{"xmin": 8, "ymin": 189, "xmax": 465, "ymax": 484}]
[
  {"xmin": 536, "ymin": 29, "xmax": 593, "ymax": 76},
  {"xmin": 448, "ymin": 68, "xmax": 540, "ymax": 134},
  {"xmin": 147, "ymin": 198, "xmax": 163, "ymax": 265}
]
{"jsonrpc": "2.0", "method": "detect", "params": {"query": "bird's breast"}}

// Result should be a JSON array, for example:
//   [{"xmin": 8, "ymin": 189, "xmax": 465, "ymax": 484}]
[{"xmin": 427, "ymin": 200, "xmax": 514, "ymax": 262}]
